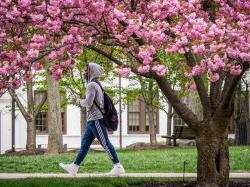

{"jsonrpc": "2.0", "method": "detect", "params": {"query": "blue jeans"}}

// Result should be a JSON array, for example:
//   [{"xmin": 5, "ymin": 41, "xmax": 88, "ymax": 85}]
[{"xmin": 74, "ymin": 119, "xmax": 119, "ymax": 165}]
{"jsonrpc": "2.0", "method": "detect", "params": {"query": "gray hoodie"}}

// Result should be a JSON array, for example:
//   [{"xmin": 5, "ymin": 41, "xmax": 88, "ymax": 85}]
[{"xmin": 78, "ymin": 63, "xmax": 104, "ymax": 121}]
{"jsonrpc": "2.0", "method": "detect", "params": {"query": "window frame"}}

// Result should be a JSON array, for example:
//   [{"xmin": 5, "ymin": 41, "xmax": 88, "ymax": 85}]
[
  {"xmin": 127, "ymin": 99, "xmax": 159, "ymax": 134},
  {"xmin": 34, "ymin": 90, "xmax": 67, "ymax": 135}
]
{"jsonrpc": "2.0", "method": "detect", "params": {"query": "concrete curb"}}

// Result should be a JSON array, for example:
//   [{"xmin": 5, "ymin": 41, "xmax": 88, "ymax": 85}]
[{"xmin": 0, "ymin": 173, "xmax": 249, "ymax": 180}]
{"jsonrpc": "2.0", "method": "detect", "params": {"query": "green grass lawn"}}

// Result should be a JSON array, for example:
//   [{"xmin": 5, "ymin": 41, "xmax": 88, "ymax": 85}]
[
  {"xmin": 0, "ymin": 146, "xmax": 249, "ymax": 173},
  {"xmin": 0, "ymin": 178, "xmax": 194, "ymax": 187}
]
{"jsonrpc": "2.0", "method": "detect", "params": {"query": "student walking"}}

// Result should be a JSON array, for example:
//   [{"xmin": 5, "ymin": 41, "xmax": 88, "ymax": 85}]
[{"xmin": 59, "ymin": 63, "xmax": 125, "ymax": 176}]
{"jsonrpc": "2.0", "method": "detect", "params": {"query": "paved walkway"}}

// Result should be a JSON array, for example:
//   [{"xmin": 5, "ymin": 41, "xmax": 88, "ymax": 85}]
[{"xmin": 0, "ymin": 173, "xmax": 249, "ymax": 179}]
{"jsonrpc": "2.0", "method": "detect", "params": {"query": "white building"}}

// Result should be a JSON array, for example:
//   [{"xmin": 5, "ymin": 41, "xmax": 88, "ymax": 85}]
[{"xmin": 0, "ymin": 78, "xmax": 171, "ymax": 154}]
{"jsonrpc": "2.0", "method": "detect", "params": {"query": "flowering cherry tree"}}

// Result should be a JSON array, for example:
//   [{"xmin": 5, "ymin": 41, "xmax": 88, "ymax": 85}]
[{"xmin": 0, "ymin": 0, "xmax": 250, "ymax": 186}]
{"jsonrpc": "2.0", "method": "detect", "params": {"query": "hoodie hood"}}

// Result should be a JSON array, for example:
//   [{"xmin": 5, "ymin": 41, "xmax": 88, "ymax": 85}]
[{"xmin": 87, "ymin": 63, "xmax": 104, "ymax": 82}]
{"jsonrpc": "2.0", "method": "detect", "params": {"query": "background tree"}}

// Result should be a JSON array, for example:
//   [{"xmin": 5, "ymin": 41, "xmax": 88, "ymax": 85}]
[
  {"xmin": 233, "ymin": 75, "xmax": 250, "ymax": 145},
  {"xmin": 7, "ymin": 71, "xmax": 47, "ymax": 150}
]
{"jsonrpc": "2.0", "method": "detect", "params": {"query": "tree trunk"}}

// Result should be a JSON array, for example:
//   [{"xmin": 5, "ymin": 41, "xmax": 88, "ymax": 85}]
[
  {"xmin": 146, "ymin": 104, "xmax": 157, "ymax": 145},
  {"xmin": 167, "ymin": 103, "xmax": 173, "ymax": 146},
  {"xmin": 196, "ymin": 119, "xmax": 230, "ymax": 187},
  {"xmin": 46, "ymin": 69, "xmax": 63, "ymax": 155},
  {"xmin": 26, "ymin": 119, "xmax": 36, "ymax": 150},
  {"xmin": 80, "ymin": 107, "xmax": 87, "ymax": 137},
  {"xmin": 26, "ymin": 79, "xmax": 36, "ymax": 150}
]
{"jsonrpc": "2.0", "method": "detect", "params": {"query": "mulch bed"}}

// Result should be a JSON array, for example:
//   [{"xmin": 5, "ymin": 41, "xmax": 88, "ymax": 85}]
[
  {"xmin": 128, "ymin": 182, "xmax": 250, "ymax": 187},
  {"xmin": 126, "ymin": 142, "xmax": 170, "ymax": 150},
  {"xmin": 4, "ymin": 148, "xmax": 46, "ymax": 156}
]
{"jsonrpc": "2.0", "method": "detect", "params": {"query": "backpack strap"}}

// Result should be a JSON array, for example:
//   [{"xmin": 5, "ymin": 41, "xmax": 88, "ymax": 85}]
[
  {"xmin": 90, "ymin": 78, "xmax": 104, "ymax": 115},
  {"xmin": 94, "ymin": 100, "xmax": 105, "ymax": 116},
  {"xmin": 91, "ymin": 78, "xmax": 104, "ymax": 92}
]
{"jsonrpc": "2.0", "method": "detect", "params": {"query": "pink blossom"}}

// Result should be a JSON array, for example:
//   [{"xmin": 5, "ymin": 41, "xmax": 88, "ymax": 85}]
[
  {"xmin": 47, "ymin": 50, "xmax": 64, "ymax": 61},
  {"xmin": 23, "ymin": 71, "xmax": 32, "ymax": 81},
  {"xmin": 138, "ymin": 45, "xmax": 156, "ymax": 65},
  {"xmin": 191, "ymin": 64, "xmax": 206, "ymax": 76},
  {"xmin": 47, "ymin": 5, "xmax": 61, "ymax": 17},
  {"xmin": 18, "ymin": 0, "xmax": 31, "ymax": 8},
  {"xmin": 31, "ymin": 14, "xmax": 44, "ymax": 22},
  {"xmin": 22, "ymin": 61, "xmax": 29, "ymax": 68},
  {"xmin": 151, "ymin": 31, "xmax": 166, "ymax": 46},
  {"xmin": 209, "ymin": 73, "xmax": 220, "ymax": 82},
  {"xmin": 0, "ymin": 32, "xmax": 6, "ymax": 38},
  {"xmin": 43, "ymin": 18, "xmax": 62, "ymax": 33},
  {"xmin": 226, "ymin": 48, "xmax": 239, "ymax": 59},
  {"xmin": 0, "ymin": 68, "xmax": 7, "ymax": 75},
  {"xmin": 32, "ymin": 62, "xmax": 43, "ymax": 70},
  {"xmin": 63, "ymin": 0, "xmax": 75, "ymax": 7},
  {"xmin": 152, "ymin": 64, "xmax": 167, "ymax": 76},
  {"xmin": 30, "ymin": 42, "xmax": 44, "ymax": 49},
  {"xmin": 113, "ymin": 8, "xmax": 126, "ymax": 21},
  {"xmin": 68, "ymin": 59, "xmax": 76, "ymax": 68},
  {"xmin": 192, "ymin": 44, "xmax": 205, "ymax": 55},
  {"xmin": 62, "ymin": 34, "xmax": 74, "ymax": 45},
  {"xmin": 206, "ymin": 55, "xmax": 225, "ymax": 72},
  {"xmin": 69, "ymin": 27, "xmax": 79, "ymax": 35},
  {"xmin": 62, "ymin": 12, "xmax": 74, "ymax": 21},
  {"xmin": 31, "ymin": 34, "xmax": 46, "ymax": 43},
  {"xmin": 118, "ymin": 67, "xmax": 131, "ymax": 77},
  {"xmin": 115, "ymin": 34, "xmax": 126, "ymax": 43},
  {"xmin": 6, "ymin": 6, "xmax": 21, "ymax": 20},
  {"xmin": 239, "ymin": 53, "xmax": 250, "ymax": 62},
  {"xmin": 67, "ymin": 44, "xmax": 82, "ymax": 54},
  {"xmin": 138, "ymin": 65, "xmax": 150, "ymax": 74},
  {"xmin": 9, "ymin": 78, "xmax": 22, "ymax": 89},
  {"xmin": 213, "ymin": 55, "xmax": 225, "ymax": 68},
  {"xmin": 48, "ymin": 51, "xmax": 58, "ymax": 61},
  {"xmin": 230, "ymin": 65, "xmax": 242, "ymax": 76},
  {"xmin": 1, "ymin": 0, "xmax": 250, "ymax": 93},
  {"xmin": 92, "ymin": 1, "xmax": 105, "ymax": 13},
  {"xmin": 52, "ymin": 68, "xmax": 63, "ymax": 80},
  {"xmin": 125, "ymin": 24, "xmax": 137, "ymax": 36},
  {"xmin": 59, "ymin": 59, "xmax": 73, "ymax": 68},
  {"xmin": 27, "ymin": 49, "xmax": 39, "ymax": 59}
]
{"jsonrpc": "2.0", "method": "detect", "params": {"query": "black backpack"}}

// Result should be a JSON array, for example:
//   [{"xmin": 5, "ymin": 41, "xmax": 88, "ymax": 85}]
[{"xmin": 91, "ymin": 79, "xmax": 118, "ymax": 131}]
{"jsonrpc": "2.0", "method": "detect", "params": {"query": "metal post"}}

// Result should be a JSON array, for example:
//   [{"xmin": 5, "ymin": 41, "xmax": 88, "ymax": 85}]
[
  {"xmin": 0, "ymin": 110, "xmax": 2, "ymax": 154},
  {"xmin": 119, "ymin": 76, "xmax": 122, "ymax": 149},
  {"xmin": 11, "ymin": 97, "xmax": 15, "ymax": 151},
  {"xmin": 183, "ymin": 161, "xmax": 187, "ymax": 183}
]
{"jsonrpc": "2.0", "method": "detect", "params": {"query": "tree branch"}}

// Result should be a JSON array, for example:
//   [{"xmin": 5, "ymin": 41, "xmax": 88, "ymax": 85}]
[
  {"xmin": 218, "ymin": 63, "xmax": 250, "ymax": 114},
  {"xmin": 154, "ymin": 76, "xmax": 200, "ymax": 131},
  {"xmin": 184, "ymin": 52, "xmax": 210, "ymax": 115},
  {"xmin": 8, "ymin": 88, "xmax": 31, "ymax": 121},
  {"xmin": 34, "ymin": 92, "xmax": 47, "ymax": 117},
  {"xmin": 88, "ymin": 46, "xmax": 152, "ymax": 78},
  {"xmin": 209, "ymin": 71, "xmax": 225, "ymax": 111}
]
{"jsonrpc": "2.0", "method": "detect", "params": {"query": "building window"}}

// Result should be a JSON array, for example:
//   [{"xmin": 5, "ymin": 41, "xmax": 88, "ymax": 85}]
[
  {"xmin": 35, "ymin": 90, "xmax": 67, "ymax": 134},
  {"xmin": 35, "ymin": 112, "xmax": 47, "ymax": 133},
  {"xmin": 127, "ymin": 99, "xmax": 159, "ymax": 134},
  {"xmin": 127, "ymin": 100, "xmax": 141, "ymax": 133}
]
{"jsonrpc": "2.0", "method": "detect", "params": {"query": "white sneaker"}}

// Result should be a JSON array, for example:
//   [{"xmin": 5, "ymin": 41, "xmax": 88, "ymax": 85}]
[
  {"xmin": 107, "ymin": 163, "xmax": 125, "ymax": 176},
  {"xmin": 59, "ymin": 162, "xmax": 79, "ymax": 176}
]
